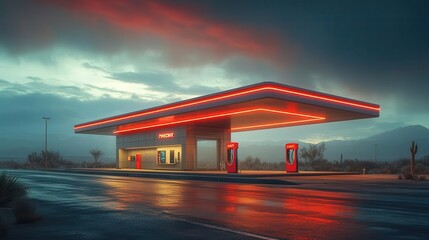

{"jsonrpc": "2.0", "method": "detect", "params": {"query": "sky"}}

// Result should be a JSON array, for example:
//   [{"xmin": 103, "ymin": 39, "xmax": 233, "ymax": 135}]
[{"xmin": 1, "ymin": 0, "xmax": 428, "ymax": 160}]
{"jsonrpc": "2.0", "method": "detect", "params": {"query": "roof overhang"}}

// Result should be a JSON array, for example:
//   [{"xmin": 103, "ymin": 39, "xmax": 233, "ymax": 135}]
[{"xmin": 74, "ymin": 82, "xmax": 380, "ymax": 135}]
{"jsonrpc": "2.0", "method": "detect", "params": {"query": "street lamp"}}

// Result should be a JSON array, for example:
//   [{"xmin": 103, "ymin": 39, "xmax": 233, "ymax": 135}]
[{"xmin": 43, "ymin": 117, "xmax": 50, "ymax": 168}]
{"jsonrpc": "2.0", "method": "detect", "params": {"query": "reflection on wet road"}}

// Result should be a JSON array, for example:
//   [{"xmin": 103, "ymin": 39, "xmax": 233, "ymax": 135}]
[
  {"xmin": 105, "ymin": 181, "xmax": 357, "ymax": 239},
  {"xmin": 6, "ymin": 170, "xmax": 429, "ymax": 240}
]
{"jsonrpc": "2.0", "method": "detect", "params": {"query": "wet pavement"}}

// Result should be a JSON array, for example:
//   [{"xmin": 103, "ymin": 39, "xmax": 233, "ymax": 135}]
[
  {"xmin": 3, "ymin": 170, "xmax": 429, "ymax": 240},
  {"xmin": 59, "ymin": 168, "xmax": 359, "ymax": 184}
]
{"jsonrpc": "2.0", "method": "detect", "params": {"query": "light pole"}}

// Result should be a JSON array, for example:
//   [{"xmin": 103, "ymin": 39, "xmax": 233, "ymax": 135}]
[{"xmin": 43, "ymin": 117, "xmax": 50, "ymax": 168}]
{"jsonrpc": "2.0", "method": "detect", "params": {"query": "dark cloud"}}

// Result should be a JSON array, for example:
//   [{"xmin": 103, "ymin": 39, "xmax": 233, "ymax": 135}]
[
  {"xmin": 109, "ymin": 71, "xmax": 175, "ymax": 86},
  {"xmin": 81, "ymin": 62, "xmax": 109, "ymax": 73},
  {"xmin": 27, "ymin": 76, "xmax": 43, "ymax": 82},
  {"xmin": 1, "ymin": 0, "xmax": 427, "ymax": 70},
  {"xmin": 0, "ymin": 77, "xmax": 94, "ymax": 99},
  {"xmin": 1, "ymin": 76, "xmax": 141, "ymax": 101},
  {"xmin": 83, "ymin": 84, "xmax": 133, "ymax": 97},
  {"xmin": 204, "ymin": 0, "xmax": 429, "ymax": 117},
  {"xmin": 201, "ymin": 0, "xmax": 429, "ymax": 67},
  {"xmin": 109, "ymin": 70, "xmax": 222, "ymax": 95},
  {"xmin": 3, "ymin": 0, "xmax": 426, "ymax": 105},
  {"xmin": 294, "ymin": 1, "xmax": 429, "ymax": 72},
  {"xmin": 0, "ymin": 0, "xmax": 283, "ymax": 66},
  {"xmin": 0, "ymin": 79, "xmax": 29, "ymax": 94}
]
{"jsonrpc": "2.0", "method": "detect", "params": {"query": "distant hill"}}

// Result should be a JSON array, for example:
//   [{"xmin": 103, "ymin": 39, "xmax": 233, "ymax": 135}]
[
  {"xmin": 238, "ymin": 125, "xmax": 429, "ymax": 162},
  {"xmin": 330, "ymin": 125, "xmax": 429, "ymax": 161},
  {"xmin": 365, "ymin": 125, "xmax": 429, "ymax": 142}
]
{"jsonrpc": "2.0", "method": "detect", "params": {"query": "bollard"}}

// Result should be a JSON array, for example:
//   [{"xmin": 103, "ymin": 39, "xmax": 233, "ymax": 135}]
[{"xmin": 363, "ymin": 168, "xmax": 366, "ymax": 175}]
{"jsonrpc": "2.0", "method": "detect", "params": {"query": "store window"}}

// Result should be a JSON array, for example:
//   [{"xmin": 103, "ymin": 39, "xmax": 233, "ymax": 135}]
[{"xmin": 156, "ymin": 145, "xmax": 181, "ymax": 165}]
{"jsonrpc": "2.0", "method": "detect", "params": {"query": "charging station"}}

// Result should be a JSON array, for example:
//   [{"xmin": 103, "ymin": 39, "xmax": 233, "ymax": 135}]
[
  {"xmin": 226, "ymin": 142, "xmax": 239, "ymax": 173},
  {"xmin": 285, "ymin": 143, "xmax": 299, "ymax": 173}
]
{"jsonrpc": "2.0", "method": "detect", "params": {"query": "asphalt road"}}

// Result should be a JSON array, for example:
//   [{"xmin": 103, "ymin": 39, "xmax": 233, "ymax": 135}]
[{"xmin": 3, "ymin": 170, "xmax": 429, "ymax": 240}]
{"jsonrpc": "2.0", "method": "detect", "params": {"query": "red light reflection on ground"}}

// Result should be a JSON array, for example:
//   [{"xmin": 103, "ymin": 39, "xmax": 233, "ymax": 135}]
[{"xmin": 100, "ymin": 179, "xmax": 357, "ymax": 239}]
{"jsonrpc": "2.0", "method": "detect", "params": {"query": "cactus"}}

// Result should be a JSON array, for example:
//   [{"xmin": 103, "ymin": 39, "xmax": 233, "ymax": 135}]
[{"xmin": 410, "ymin": 141, "xmax": 418, "ymax": 176}]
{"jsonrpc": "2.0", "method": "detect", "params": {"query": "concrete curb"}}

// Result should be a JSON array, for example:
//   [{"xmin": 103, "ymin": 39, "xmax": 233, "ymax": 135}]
[{"xmin": 54, "ymin": 169, "xmax": 360, "ymax": 185}]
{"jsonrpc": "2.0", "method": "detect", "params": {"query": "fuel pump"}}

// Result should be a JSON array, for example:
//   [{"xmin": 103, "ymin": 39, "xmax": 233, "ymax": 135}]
[
  {"xmin": 136, "ymin": 154, "xmax": 141, "ymax": 169},
  {"xmin": 285, "ymin": 143, "xmax": 299, "ymax": 173},
  {"xmin": 226, "ymin": 142, "xmax": 239, "ymax": 173}
]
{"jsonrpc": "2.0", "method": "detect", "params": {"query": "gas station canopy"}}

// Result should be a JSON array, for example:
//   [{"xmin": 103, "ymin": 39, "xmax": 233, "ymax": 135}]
[{"xmin": 74, "ymin": 82, "xmax": 380, "ymax": 135}]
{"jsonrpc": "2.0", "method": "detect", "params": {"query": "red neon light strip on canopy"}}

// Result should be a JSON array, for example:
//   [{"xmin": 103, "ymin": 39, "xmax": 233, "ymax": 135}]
[
  {"xmin": 113, "ymin": 108, "xmax": 325, "ymax": 134},
  {"xmin": 231, "ymin": 118, "xmax": 324, "ymax": 131},
  {"xmin": 76, "ymin": 84, "xmax": 376, "ymax": 130}
]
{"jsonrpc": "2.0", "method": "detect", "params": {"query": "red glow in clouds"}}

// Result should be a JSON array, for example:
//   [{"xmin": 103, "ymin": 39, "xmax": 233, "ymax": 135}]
[{"xmin": 44, "ymin": 0, "xmax": 281, "ymax": 64}]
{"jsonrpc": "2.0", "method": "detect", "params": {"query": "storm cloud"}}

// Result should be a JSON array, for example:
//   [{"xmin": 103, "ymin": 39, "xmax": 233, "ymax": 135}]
[{"xmin": 0, "ymin": 0, "xmax": 428, "ymax": 159}]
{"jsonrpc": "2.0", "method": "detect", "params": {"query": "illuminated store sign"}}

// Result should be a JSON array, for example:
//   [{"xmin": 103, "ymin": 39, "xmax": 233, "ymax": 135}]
[
  {"xmin": 158, "ymin": 132, "xmax": 175, "ymax": 139},
  {"xmin": 227, "ymin": 143, "xmax": 238, "ymax": 148}
]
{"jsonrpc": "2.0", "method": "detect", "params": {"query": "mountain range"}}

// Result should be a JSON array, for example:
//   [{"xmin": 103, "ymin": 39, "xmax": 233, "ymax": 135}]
[
  {"xmin": 1, "ymin": 125, "xmax": 428, "ymax": 163},
  {"xmin": 239, "ymin": 125, "xmax": 429, "ymax": 162}
]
